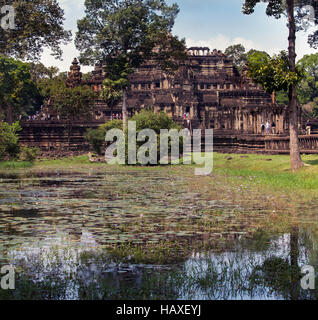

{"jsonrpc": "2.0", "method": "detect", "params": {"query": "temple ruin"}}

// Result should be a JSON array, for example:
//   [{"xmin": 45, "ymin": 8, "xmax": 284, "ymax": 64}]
[
  {"xmin": 20, "ymin": 47, "xmax": 316, "ymax": 155},
  {"xmin": 75, "ymin": 47, "xmax": 295, "ymax": 134}
]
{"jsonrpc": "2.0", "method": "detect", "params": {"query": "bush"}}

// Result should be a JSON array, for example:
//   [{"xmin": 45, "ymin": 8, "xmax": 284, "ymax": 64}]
[
  {"xmin": 85, "ymin": 111, "xmax": 184, "ymax": 164},
  {"xmin": 18, "ymin": 146, "xmax": 39, "ymax": 162},
  {"xmin": 0, "ymin": 121, "xmax": 21, "ymax": 159},
  {"xmin": 85, "ymin": 120, "xmax": 123, "ymax": 155},
  {"xmin": 132, "ymin": 110, "xmax": 180, "ymax": 133},
  {"xmin": 85, "ymin": 128, "xmax": 105, "ymax": 155},
  {"xmin": 129, "ymin": 111, "xmax": 183, "ymax": 165}
]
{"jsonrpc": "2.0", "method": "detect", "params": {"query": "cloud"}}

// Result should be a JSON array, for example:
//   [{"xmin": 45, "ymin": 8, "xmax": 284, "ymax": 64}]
[
  {"xmin": 296, "ymin": 30, "xmax": 317, "ymax": 60},
  {"xmin": 40, "ymin": 44, "xmax": 93, "ymax": 74},
  {"xmin": 40, "ymin": 2, "xmax": 316, "ymax": 72},
  {"xmin": 186, "ymin": 34, "xmax": 281, "ymax": 55},
  {"xmin": 58, "ymin": 0, "xmax": 84, "ymax": 12},
  {"xmin": 40, "ymin": 0, "xmax": 92, "ymax": 73},
  {"xmin": 186, "ymin": 32, "xmax": 317, "ymax": 61}
]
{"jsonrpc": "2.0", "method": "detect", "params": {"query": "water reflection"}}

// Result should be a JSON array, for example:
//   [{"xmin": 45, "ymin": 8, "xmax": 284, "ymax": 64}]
[
  {"xmin": 0, "ymin": 229, "xmax": 316, "ymax": 300},
  {"xmin": 183, "ymin": 229, "xmax": 315, "ymax": 300},
  {"xmin": 0, "ymin": 171, "xmax": 318, "ymax": 300}
]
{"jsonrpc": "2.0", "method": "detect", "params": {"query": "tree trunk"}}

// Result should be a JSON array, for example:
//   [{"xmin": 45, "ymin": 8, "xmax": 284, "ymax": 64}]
[
  {"xmin": 67, "ymin": 118, "xmax": 72, "ymax": 150},
  {"xmin": 68, "ymin": 124, "xmax": 71, "ymax": 149},
  {"xmin": 122, "ymin": 88, "xmax": 128, "ymax": 132},
  {"xmin": 290, "ymin": 226, "xmax": 300, "ymax": 300},
  {"xmin": 6, "ymin": 104, "xmax": 13, "ymax": 124},
  {"xmin": 287, "ymin": 0, "xmax": 304, "ymax": 171}
]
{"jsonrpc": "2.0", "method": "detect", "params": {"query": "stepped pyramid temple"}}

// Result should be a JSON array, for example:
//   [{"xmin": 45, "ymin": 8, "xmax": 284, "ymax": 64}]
[
  {"xmin": 20, "ymin": 47, "xmax": 315, "ymax": 155},
  {"xmin": 67, "ymin": 48, "xmax": 290, "ymax": 134}
]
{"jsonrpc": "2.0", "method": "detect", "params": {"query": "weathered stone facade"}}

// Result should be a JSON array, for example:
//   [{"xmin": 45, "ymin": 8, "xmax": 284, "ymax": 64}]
[
  {"xmin": 71, "ymin": 47, "xmax": 297, "ymax": 135},
  {"xmin": 19, "ymin": 47, "xmax": 308, "ymax": 154}
]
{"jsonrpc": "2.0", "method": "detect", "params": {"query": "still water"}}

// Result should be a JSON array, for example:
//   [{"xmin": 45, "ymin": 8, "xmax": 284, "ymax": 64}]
[{"xmin": 0, "ymin": 170, "xmax": 317, "ymax": 300}]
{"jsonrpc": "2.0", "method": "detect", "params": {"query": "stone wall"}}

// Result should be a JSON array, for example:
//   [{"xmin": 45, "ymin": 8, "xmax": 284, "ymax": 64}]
[
  {"xmin": 265, "ymin": 135, "xmax": 318, "ymax": 154},
  {"xmin": 19, "ymin": 120, "xmax": 318, "ymax": 155},
  {"xmin": 19, "ymin": 121, "xmax": 102, "ymax": 151}
]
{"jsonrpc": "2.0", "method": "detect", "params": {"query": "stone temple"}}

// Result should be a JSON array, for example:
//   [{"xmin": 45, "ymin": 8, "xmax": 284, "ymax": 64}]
[
  {"xmin": 21, "ymin": 47, "xmax": 317, "ymax": 154},
  {"xmin": 68, "ymin": 47, "xmax": 292, "ymax": 134}
]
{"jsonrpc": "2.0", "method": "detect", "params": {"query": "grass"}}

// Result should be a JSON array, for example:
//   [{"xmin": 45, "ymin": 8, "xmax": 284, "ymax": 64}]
[
  {"xmin": 0, "ymin": 160, "xmax": 33, "ymax": 169},
  {"xmin": 34, "ymin": 155, "xmax": 92, "ymax": 168},
  {"xmin": 2, "ymin": 152, "xmax": 318, "ymax": 207},
  {"xmin": 2, "ymin": 152, "xmax": 318, "ymax": 190},
  {"xmin": 212, "ymin": 153, "xmax": 318, "ymax": 192}
]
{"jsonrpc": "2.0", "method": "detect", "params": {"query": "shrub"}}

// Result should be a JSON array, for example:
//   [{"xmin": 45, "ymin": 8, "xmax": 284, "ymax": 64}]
[
  {"xmin": 85, "ymin": 128, "xmax": 105, "ymax": 155},
  {"xmin": 0, "ymin": 121, "xmax": 21, "ymax": 159},
  {"xmin": 18, "ymin": 146, "xmax": 39, "ymax": 162},
  {"xmin": 132, "ymin": 110, "xmax": 179, "ymax": 134},
  {"xmin": 85, "ymin": 120, "xmax": 123, "ymax": 155},
  {"xmin": 85, "ymin": 111, "xmax": 184, "ymax": 164},
  {"xmin": 129, "ymin": 111, "xmax": 183, "ymax": 165}
]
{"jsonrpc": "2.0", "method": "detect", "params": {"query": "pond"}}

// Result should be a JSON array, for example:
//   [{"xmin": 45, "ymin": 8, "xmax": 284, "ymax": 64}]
[{"xmin": 0, "ymin": 169, "xmax": 317, "ymax": 300}]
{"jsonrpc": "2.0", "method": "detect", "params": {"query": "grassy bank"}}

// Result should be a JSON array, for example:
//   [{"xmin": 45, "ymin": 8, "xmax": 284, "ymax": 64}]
[
  {"xmin": 212, "ymin": 153, "xmax": 318, "ymax": 191},
  {"xmin": 0, "ymin": 160, "xmax": 34, "ymax": 169},
  {"xmin": 1, "ymin": 153, "xmax": 318, "ymax": 193}
]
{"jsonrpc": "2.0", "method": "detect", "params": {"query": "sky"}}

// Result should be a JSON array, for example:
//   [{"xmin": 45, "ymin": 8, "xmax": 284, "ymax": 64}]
[{"xmin": 40, "ymin": 0, "xmax": 318, "ymax": 73}]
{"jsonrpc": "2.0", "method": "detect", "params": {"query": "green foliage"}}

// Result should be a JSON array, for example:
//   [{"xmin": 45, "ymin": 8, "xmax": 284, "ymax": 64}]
[
  {"xmin": 51, "ymin": 83, "xmax": 96, "ymax": 122},
  {"xmin": 0, "ymin": 55, "xmax": 41, "ymax": 122},
  {"xmin": 275, "ymin": 90, "xmax": 289, "ymax": 105},
  {"xmin": 75, "ymin": 0, "xmax": 186, "ymax": 84},
  {"xmin": 225, "ymin": 44, "xmax": 248, "ymax": 71},
  {"xmin": 0, "ymin": 0, "xmax": 71, "ymax": 60},
  {"xmin": 0, "ymin": 121, "xmax": 21, "ymax": 159},
  {"xmin": 297, "ymin": 53, "xmax": 318, "ymax": 104},
  {"xmin": 18, "ymin": 146, "xmax": 39, "ymax": 162},
  {"xmin": 100, "ymin": 79, "xmax": 124, "ymax": 108},
  {"xmin": 246, "ymin": 49, "xmax": 270, "ymax": 60},
  {"xmin": 247, "ymin": 51, "xmax": 304, "ymax": 94},
  {"xmin": 86, "ymin": 110, "xmax": 182, "ymax": 162},
  {"xmin": 85, "ymin": 120, "xmax": 123, "ymax": 155},
  {"xmin": 131, "ymin": 110, "xmax": 180, "ymax": 134},
  {"xmin": 28, "ymin": 62, "xmax": 59, "ymax": 82},
  {"xmin": 242, "ymin": 0, "xmax": 285, "ymax": 17},
  {"xmin": 123, "ymin": 110, "xmax": 183, "ymax": 165},
  {"xmin": 100, "ymin": 119, "xmax": 124, "ymax": 132},
  {"xmin": 40, "ymin": 82, "xmax": 97, "ymax": 146},
  {"xmin": 224, "ymin": 44, "xmax": 271, "ymax": 74},
  {"xmin": 85, "ymin": 128, "xmax": 107, "ymax": 155},
  {"xmin": 37, "ymin": 75, "xmax": 66, "ymax": 104}
]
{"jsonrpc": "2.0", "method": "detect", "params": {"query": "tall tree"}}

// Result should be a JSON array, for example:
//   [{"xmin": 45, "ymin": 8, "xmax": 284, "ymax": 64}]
[
  {"xmin": 297, "ymin": 53, "xmax": 318, "ymax": 104},
  {"xmin": 0, "ymin": 55, "xmax": 40, "ymax": 123},
  {"xmin": 51, "ymin": 83, "xmax": 96, "ymax": 147},
  {"xmin": 247, "ymin": 51, "xmax": 303, "ymax": 92},
  {"xmin": 242, "ymin": 0, "xmax": 318, "ymax": 171},
  {"xmin": 28, "ymin": 62, "xmax": 59, "ymax": 82},
  {"xmin": 100, "ymin": 79, "xmax": 124, "ymax": 120},
  {"xmin": 75, "ymin": 0, "xmax": 187, "ymax": 131},
  {"xmin": 225, "ymin": 44, "xmax": 248, "ymax": 72},
  {"xmin": 0, "ymin": 0, "xmax": 71, "ymax": 60}
]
